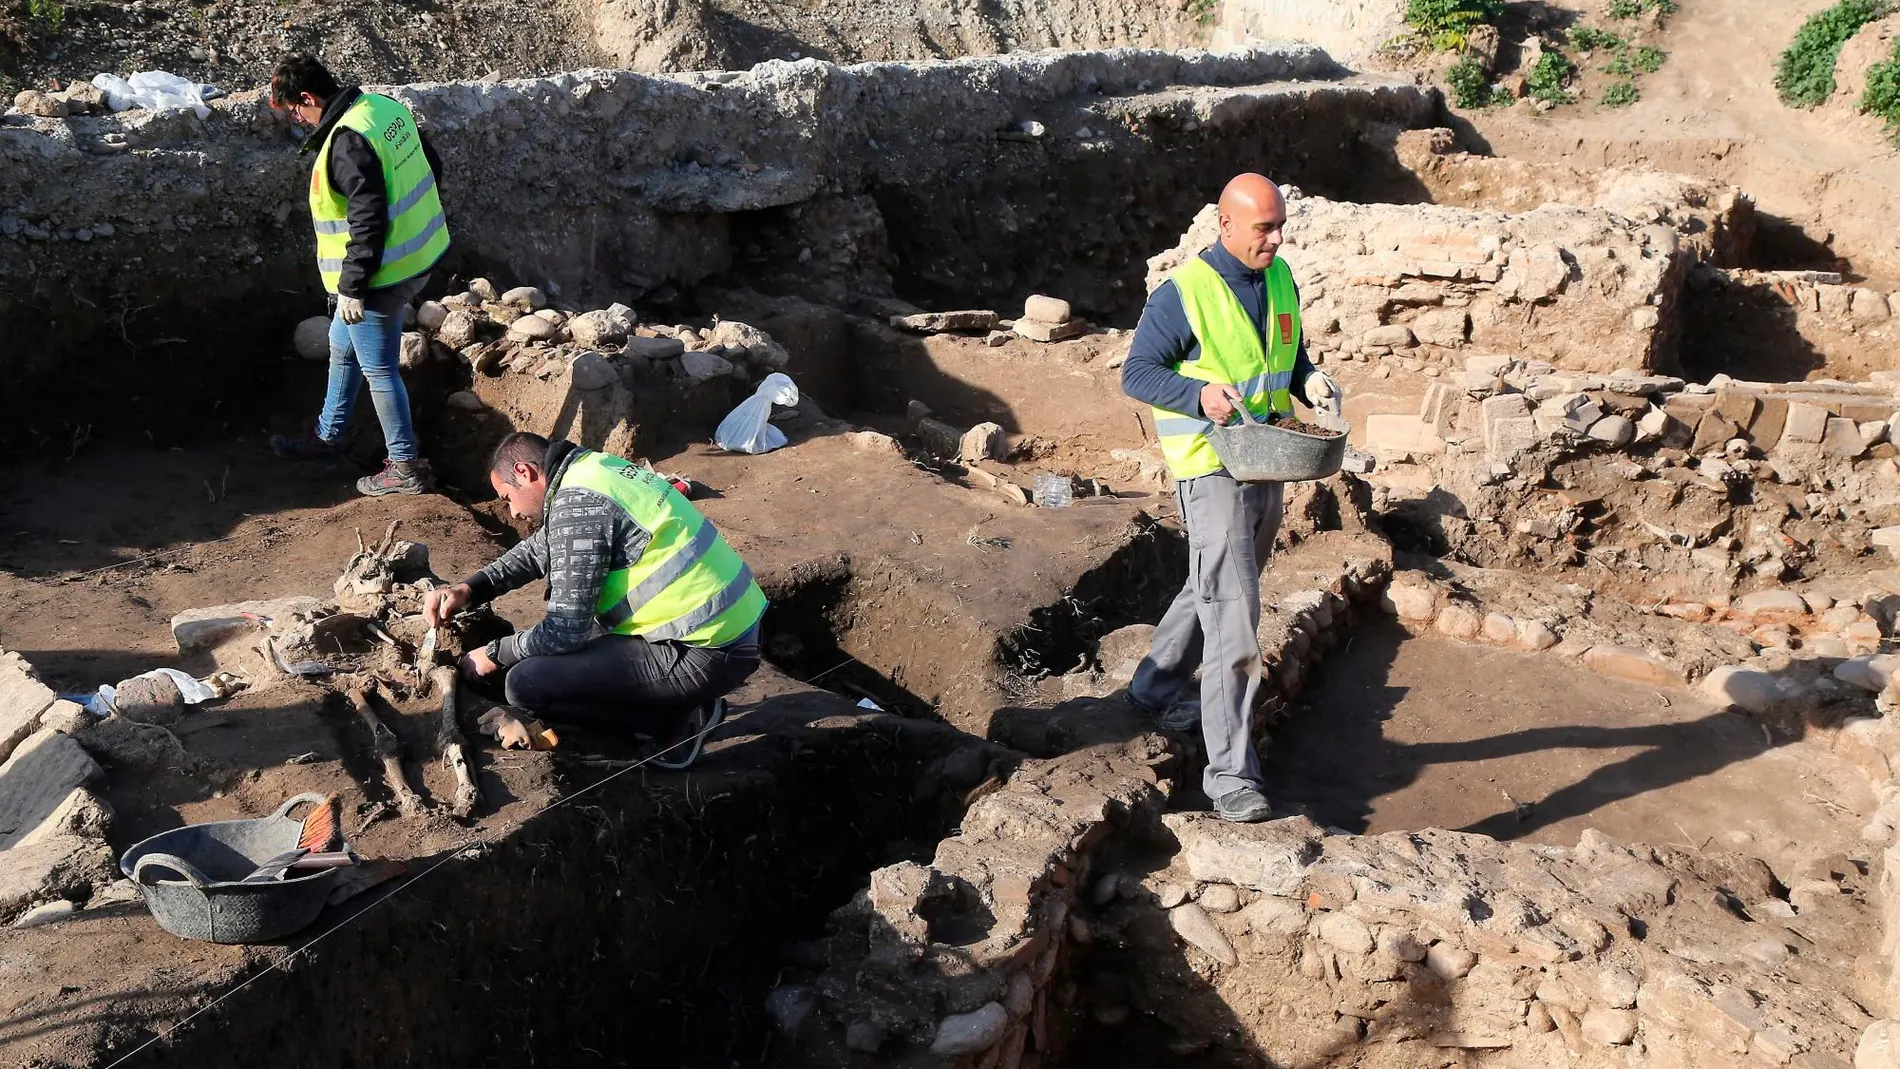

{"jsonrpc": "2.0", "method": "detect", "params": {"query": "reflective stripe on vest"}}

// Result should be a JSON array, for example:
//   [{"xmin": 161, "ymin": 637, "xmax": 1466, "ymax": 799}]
[
  {"xmin": 309, "ymin": 93, "xmax": 451, "ymax": 293},
  {"xmin": 1150, "ymin": 255, "xmax": 1302, "ymax": 481},
  {"xmin": 557, "ymin": 451, "xmax": 768, "ymax": 646}
]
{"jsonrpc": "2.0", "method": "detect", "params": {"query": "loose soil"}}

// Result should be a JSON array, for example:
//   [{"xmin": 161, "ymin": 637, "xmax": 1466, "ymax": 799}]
[{"xmin": 1267, "ymin": 620, "xmax": 1874, "ymax": 876}]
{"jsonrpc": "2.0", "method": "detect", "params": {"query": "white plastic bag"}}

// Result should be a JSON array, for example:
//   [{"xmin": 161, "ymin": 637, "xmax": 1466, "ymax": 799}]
[
  {"xmin": 91, "ymin": 71, "xmax": 221, "ymax": 119},
  {"xmin": 713, "ymin": 373, "xmax": 800, "ymax": 454}
]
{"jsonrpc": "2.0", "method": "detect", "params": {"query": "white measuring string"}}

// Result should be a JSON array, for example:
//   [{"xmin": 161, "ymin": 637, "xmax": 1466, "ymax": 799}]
[{"xmin": 99, "ymin": 733, "xmax": 700, "ymax": 1069}]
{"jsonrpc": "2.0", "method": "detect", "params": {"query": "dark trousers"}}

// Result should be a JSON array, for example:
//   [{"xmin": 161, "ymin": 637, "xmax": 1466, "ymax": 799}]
[{"xmin": 496, "ymin": 631, "xmax": 761, "ymax": 736}]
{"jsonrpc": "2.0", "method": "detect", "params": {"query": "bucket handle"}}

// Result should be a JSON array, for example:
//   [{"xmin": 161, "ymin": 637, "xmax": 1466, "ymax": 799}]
[
  {"xmin": 271, "ymin": 792, "xmax": 331, "ymax": 823},
  {"xmin": 133, "ymin": 851, "xmax": 214, "ymax": 888}
]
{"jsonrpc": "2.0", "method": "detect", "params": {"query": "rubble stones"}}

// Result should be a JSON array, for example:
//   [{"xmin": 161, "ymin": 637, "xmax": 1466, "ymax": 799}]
[
  {"xmin": 625, "ymin": 335, "xmax": 688, "ymax": 361},
  {"xmin": 1363, "ymin": 325, "xmax": 1416, "ymax": 349},
  {"xmin": 1384, "ymin": 578, "xmax": 1438, "ymax": 621},
  {"xmin": 0, "ymin": 729, "xmax": 104, "ymax": 850},
  {"xmin": 437, "ymin": 310, "xmax": 480, "ymax": 349},
  {"xmin": 294, "ymin": 316, "xmax": 332, "ymax": 362},
  {"xmin": 12, "ymin": 90, "xmax": 69, "ymax": 118},
  {"xmin": 399, "ymin": 332, "xmax": 428, "ymax": 369},
  {"xmin": 1582, "ymin": 644, "xmax": 1681, "ymax": 686},
  {"xmin": 958, "ymin": 422, "xmax": 1007, "ymax": 463},
  {"xmin": 501, "ymin": 286, "xmax": 547, "ymax": 310},
  {"xmin": 569, "ymin": 352, "xmax": 618, "ymax": 391},
  {"xmin": 929, "ymin": 1002, "xmax": 1008, "ymax": 1055},
  {"xmin": 1317, "ymin": 912, "xmax": 1375, "ymax": 956},
  {"xmin": 1163, "ymin": 813, "xmax": 1319, "ymax": 894},
  {"xmin": 1013, "ymin": 317, "xmax": 1085, "ymax": 343},
  {"xmin": 1170, "ymin": 902, "xmax": 1239, "ymax": 965},
  {"xmin": 1852, "ymin": 289, "xmax": 1893, "ymax": 325},
  {"xmin": 706, "ymin": 320, "xmax": 791, "ymax": 370},
  {"xmin": 171, "ymin": 597, "xmax": 326, "ymax": 655},
  {"xmin": 1581, "ymin": 1007, "xmax": 1639, "ymax": 1046},
  {"xmin": 1435, "ymin": 603, "xmax": 1482, "ymax": 640},
  {"xmin": 1023, "ymin": 295, "xmax": 1072, "ymax": 323},
  {"xmin": 1588, "ymin": 415, "xmax": 1635, "ymax": 446},
  {"xmin": 1425, "ymin": 943, "xmax": 1478, "ymax": 979},
  {"xmin": 416, "ymin": 301, "xmax": 448, "ymax": 331},
  {"xmin": 681, "ymin": 350, "xmax": 736, "ymax": 381},
  {"xmin": 1701, "ymin": 666, "xmax": 1780, "ymax": 715},
  {"xmin": 1197, "ymin": 883, "xmax": 1242, "ymax": 913},
  {"xmin": 11, "ymin": 899, "xmax": 77, "ymax": 928},
  {"xmin": 0, "ymin": 651, "xmax": 58, "ymax": 763},
  {"xmin": 568, "ymin": 308, "xmax": 632, "ymax": 348},
  {"xmin": 893, "ymin": 310, "xmax": 1001, "ymax": 333},
  {"xmin": 1859, "ymin": 1020, "xmax": 1900, "ymax": 1069},
  {"xmin": 1836, "ymin": 655, "xmax": 1900, "ymax": 693}
]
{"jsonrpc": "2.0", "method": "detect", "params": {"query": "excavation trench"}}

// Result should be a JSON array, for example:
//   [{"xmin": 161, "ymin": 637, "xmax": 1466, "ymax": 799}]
[{"xmin": 101, "ymin": 702, "xmax": 994, "ymax": 1069}]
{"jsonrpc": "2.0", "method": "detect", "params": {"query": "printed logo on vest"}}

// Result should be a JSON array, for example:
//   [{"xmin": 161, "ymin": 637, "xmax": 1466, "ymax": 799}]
[{"xmin": 1277, "ymin": 313, "xmax": 1294, "ymax": 346}]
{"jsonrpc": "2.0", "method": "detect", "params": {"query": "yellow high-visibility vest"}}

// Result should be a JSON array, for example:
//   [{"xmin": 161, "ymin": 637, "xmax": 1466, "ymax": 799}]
[
  {"xmin": 309, "ymin": 93, "xmax": 449, "ymax": 293},
  {"xmin": 560, "ymin": 451, "xmax": 767, "ymax": 647},
  {"xmin": 1150, "ymin": 255, "xmax": 1302, "ymax": 480}
]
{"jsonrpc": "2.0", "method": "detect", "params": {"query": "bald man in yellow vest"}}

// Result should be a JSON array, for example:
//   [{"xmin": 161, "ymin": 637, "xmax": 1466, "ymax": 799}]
[{"xmin": 1119, "ymin": 174, "xmax": 1340, "ymax": 823}]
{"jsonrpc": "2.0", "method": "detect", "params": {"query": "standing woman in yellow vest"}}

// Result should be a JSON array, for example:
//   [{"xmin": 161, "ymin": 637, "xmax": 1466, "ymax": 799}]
[
  {"xmin": 421, "ymin": 433, "xmax": 766, "ymax": 769},
  {"xmin": 267, "ymin": 55, "xmax": 451, "ymax": 497},
  {"xmin": 1119, "ymin": 174, "xmax": 1342, "ymax": 823}
]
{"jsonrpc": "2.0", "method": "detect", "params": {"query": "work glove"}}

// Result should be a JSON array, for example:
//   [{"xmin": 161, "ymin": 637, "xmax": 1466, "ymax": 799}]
[
  {"xmin": 1303, "ymin": 371, "xmax": 1341, "ymax": 411},
  {"xmin": 336, "ymin": 294, "xmax": 366, "ymax": 326},
  {"xmin": 477, "ymin": 708, "xmax": 558, "ymax": 751}
]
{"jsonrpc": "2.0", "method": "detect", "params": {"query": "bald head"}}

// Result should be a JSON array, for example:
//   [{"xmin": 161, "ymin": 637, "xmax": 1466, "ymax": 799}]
[{"xmin": 1217, "ymin": 173, "xmax": 1288, "ymax": 271}]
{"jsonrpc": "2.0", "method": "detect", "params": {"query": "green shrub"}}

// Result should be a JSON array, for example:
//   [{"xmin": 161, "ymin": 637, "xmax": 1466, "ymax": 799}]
[
  {"xmin": 1601, "ymin": 79, "xmax": 1640, "ymax": 106},
  {"xmin": 1491, "ymin": 85, "xmax": 1518, "ymax": 106},
  {"xmin": 1775, "ymin": 0, "xmax": 1893, "ymax": 107},
  {"xmin": 1864, "ymin": 43, "xmax": 1900, "ymax": 140},
  {"xmin": 1608, "ymin": 0, "xmax": 1677, "ymax": 17},
  {"xmin": 25, "ymin": 0, "xmax": 60, "ymax": 28},
  {"xmin": 1602, "ymin": 49, "xmax": 1633, "ymax": 75},
  {"xmin": 1568, "ymin": 25, "xmax": 1625, "ymax": 51},
  {"xmin": 1184, "ymin": 0, "xmax": 1219, "ymax": 26},
  {"xmin": 1446, "ymin": 55, "xmax": 1495, "ymax": 108},
  {"xmin": 1529, "ymin": 50, "xmax": 1574, "ymax": 104},
  {"xmin": 1632, "ymin": 44, "xmax": 1666, "ymax": 72},
  {"xmin": 1407, "ymin": 0, "xmax": 1503, "ymax": 50}
]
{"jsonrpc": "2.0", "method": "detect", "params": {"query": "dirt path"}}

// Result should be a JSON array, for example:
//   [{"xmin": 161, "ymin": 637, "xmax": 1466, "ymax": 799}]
[
  {"xmin": 1265, "ymin": 621, "xmax": 1872, "ymax": 877},
  {"xmin": 1472, "ymin": 0, "xmax": 1900, "ymax": 282}
]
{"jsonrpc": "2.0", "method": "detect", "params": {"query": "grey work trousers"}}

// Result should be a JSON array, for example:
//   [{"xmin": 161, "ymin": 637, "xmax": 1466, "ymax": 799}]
[{"xmin": 1130, "ymin": 472, "xmax": 1284, "ymax": 799}]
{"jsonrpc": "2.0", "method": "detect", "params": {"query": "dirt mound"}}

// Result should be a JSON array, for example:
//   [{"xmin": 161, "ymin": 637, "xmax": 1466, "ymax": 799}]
[{"xmin": 0, "ymin": 0, "xmax": 599, "ymax": 100}]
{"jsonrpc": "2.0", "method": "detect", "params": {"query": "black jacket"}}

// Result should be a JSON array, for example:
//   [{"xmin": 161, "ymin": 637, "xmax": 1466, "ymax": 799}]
[{"xmin": 300, "ymin": 86, "xmax": 448, "ymax": 299}]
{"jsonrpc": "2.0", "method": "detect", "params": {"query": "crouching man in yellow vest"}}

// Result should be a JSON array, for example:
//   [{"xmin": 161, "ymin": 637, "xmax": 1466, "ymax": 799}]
[
  {"xmin": 422, "ymin": 433, "xmax": 766, "ymax": 769},
  {"xmin": 1119, "ymin": 174, "xmax": 1342, "ymax": 823},
  {"xmin": 268, "ymin": 55, "xmax": 451, "ymax": 497}
]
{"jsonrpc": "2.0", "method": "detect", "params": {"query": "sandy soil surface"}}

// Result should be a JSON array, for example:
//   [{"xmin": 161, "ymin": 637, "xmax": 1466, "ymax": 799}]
[{"xmin": 1267, "ymin": 621, "xmax": 1874, "ymax": 877}]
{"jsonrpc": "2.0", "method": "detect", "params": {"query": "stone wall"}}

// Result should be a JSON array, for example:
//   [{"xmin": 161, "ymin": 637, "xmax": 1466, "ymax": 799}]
[
  {"xmin": 1384, "ymin": 127, "xmax": 1758, "ymax": 268},
  {"xmin": 0, "ymin": 649, "xmax": 115, "ymax": 924},
  {"xmin": 1147, "ymin": 189, "xmax": 1690, "ymax": 375},
  {"xmin": 786, "ymin": 516, "xmax": 1394, "ymax": 1066},
  {"xmin": 0, "ymin": 48, "xmax": 1438, "ymax": 449}
]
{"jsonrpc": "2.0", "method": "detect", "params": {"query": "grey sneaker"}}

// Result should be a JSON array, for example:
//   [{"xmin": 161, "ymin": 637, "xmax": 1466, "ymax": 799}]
[
  {"xmin": 651, "ymin": 697, "xmax": 728, "ymax": 770},
  {"xmin": 1214, "ymin": 787, "xmax": 1273, "ymax": 823},
  {"xmin": 1158, "ymin": 698, "xmax": 1202, "ymax": 732}
]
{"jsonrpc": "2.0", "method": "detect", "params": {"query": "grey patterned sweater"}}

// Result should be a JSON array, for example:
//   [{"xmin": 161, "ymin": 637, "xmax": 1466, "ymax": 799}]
[{"xmin": 462, "ymin": 442, "xmax": 652, "ymax": 667}]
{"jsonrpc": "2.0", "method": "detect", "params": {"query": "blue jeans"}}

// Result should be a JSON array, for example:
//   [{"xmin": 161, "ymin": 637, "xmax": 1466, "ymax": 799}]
[{"xmin": 316, "ymin": 274, "xmax": 429, "ymax": 463}]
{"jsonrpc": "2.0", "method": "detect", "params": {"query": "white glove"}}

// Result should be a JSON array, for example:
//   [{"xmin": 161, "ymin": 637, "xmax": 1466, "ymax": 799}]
[
  {"xmin": 336, "ymin": 294, "xmax": 366, "ymax": 326},
  {"xmin": 1303, "ymin": 371, "xmax": 1341, "ymax": 410}
]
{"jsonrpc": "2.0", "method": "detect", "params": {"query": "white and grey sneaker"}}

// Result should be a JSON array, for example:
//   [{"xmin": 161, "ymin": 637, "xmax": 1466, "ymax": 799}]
[
  {"xmin": 1214, "ymin": 787, "xmax": 1273, "ymax": 823},
  {"xmin": 651, "ymin": 698, "xmax": 728, "ymax": 770}
]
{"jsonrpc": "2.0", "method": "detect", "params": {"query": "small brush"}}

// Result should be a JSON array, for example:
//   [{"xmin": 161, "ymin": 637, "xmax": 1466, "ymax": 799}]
[{"xmin": 297, "ymin": 793, "xmax": 343, "ymax": 853}]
